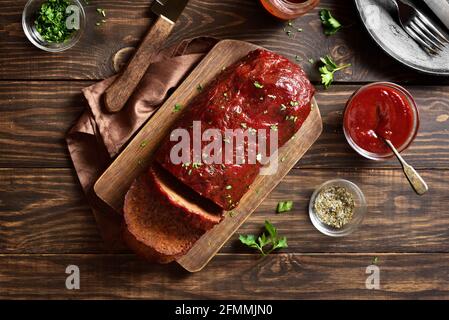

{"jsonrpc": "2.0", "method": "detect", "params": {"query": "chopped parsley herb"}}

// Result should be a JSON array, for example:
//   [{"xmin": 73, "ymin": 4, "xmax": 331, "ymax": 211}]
[
  {"xmin": 280, "ymin": 104, "xmax": 287, "ymax": 111},
  {"xmin": 254, "ymin": 81, "xmax": 264, "ymax": 89},
  {"xmin": 295, "ymin": 55, "xmax": 302, "ymax": 62},
  {"xmin": 248, "ymin": 127, "xmax": 257, "ymax": 134},
  {"xmin": 256, "ymin": 153, "xmax": 262, "ymax": 162},
  {"xmin": 96, "ymin": 8, "xmax": 106, "ymax": 17},
  {"xmin": 197, "ymin": 84, "xmax": 203, "ymax": 92},
  {"xmin": 286, "ymin": 30, "xmax": 293, "ymax": 37},
  {"xmin": 192, "ymin": 162, "xmax": 202, "ymax": 169},
  {"xmin": 95, "ymin": 22, "xmax": 101, "ymax": 26},
  {"xmin": 267, "ymin": 94, "xmax": 277, "ymax": 99},
  {"xmin": 239, "ymin": 221, "xmax": 288, "ymax": 256},
  {"xmin": 240, "ymin": 123, "xmax": 248, "ymax": 129},
  {"xmin": 139, "ymin": 140, "xmax": 149, "ymax": 148},
  {"xmin": 372, "ymin": 256, "xmax": 379, "ymax": 265},
  {"xmin": 308, "ymin": 58, "xmax": 315, "ymax": 64},
  {"xmin": 173, "ymin": 103, "xmax": 183, "ymax": 112},
  {"xmin": 286, "ymin": 115, "xmax": 298, "ymax": 122},
  {"xmin": 223, "ymin": 92, "xmax": 228, "ymax": 97},
  {"xmin": 319, "ymin": 9, "xmax": 342, "ymax": 36},
  {"xmin": 319, "ymin": 55, "xmax": 351, "ymax": 89},
  {"xmin": 223, "ymin": 137, "xmax": 231, "ymax": 144},
  {"xmin": 281, "ymin": 156, "xmax": 286, "ymax": 162},
  {"xmin": 225, "ymin": 185, "xmax": 232, "ymax": 190},
  {"xmin": 290, "ymin": 101, "xmax": 299, "ymax": 107},
  {"xmin": 297, "ymin": 28, "xmax": 303, "ymax": 32},
  {"xmin": 270, "ymin": 125, "xmax": 278, "ymax": 131},
  {"xmin": 228, "ymin": 211, "xmax": 237, "ymax": 217},
  {"xmin": 34, "ymin": 0, "xmax": 76, "ymax": 43},
  {"xmin": 277, "ymin": 201, "xmax": 294, "ymax": 213}
]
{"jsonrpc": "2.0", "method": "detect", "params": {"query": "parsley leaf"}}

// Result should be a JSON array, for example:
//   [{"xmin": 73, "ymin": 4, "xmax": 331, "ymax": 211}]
[
  {"xmin": 239, "ymin": 220, "xmax": 288, "ymax": 256},
  {"xmin": 320, "ymin": 9, "xmax": 342, "ymax": 35},
  {"xmin": 173, "ymin": 103, "xmax": 183, "ymax": 112},
  {"xmin": 277, "ymin": 201, "xmax": 294, "ymax": 213},
  {"xmin": 254, "ymin": 81, "xmax": 264, "ymax": 89},
  {"xmin": 319, "ymin": 55, "xmax": 351, "ymax": 89}
]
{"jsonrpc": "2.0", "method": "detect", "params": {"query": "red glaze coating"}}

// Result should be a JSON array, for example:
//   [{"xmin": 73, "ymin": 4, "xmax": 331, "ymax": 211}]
[
  {"xmin": 344, "ymin": 83, "xmax": 415, "ymax": 155},
  {"xmin": 156, "ymin": 49, "xmax": 315, "ymax": 210}
]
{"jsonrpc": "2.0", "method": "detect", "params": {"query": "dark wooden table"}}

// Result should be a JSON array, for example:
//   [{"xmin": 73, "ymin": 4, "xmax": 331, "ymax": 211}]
[{"xmin": 1, "ymin": 0, "xmax": 449, "ymax": 299}]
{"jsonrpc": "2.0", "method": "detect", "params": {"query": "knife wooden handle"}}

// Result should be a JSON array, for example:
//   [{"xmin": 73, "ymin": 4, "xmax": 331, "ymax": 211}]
[{"xmin": 104, "ymin": 16, "xmax": 175, "ymax": 113}]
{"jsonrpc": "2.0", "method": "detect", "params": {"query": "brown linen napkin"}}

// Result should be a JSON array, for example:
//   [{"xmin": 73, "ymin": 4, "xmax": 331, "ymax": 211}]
[{"xmin": 66, "ymin": 37, "xmax": 218, "ymax": 251}]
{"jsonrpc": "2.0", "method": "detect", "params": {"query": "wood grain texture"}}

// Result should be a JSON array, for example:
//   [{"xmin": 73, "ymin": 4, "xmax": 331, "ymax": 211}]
[
  {"xmin": 0, "ymin": 81, "xmax": 90, "ymax": 167},
  {"xmin": 104, "ymin": 16, "xmax": 175, "ymax": 113},
  {"xmin": 2, "ymin": 168, "xmax": 449, "ymax": 254},
  {"xmin": 1, "ymin": 253, "xmax": 449, "ymax": 299},
  {"xmin": 1, "ymin": 0, "xmax": 448, "ymax": 83},
  {"xmin": 1, "ymin": 82, "xmax": 448, "ymax": 169}
]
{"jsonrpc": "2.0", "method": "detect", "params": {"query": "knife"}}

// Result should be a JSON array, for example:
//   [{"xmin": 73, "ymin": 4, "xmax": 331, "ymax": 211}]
[
  {"xmin": 422, "ymin": 0, "xmax": 449, "ymax": 31},
  {"xmin": 104, "ymin": 0, "xmax": 189, "ymax": 113}
]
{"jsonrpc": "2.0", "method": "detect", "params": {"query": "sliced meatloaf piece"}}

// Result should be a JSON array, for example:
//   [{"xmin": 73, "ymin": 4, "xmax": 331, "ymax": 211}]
[
  {"xmin": 155, "ymin": 49, "xmax": 315, "ymax": 210},
  {"xmin": 123, "ymin": 170, "xmax": 204, "ymax": 264},
  {"xmin": 151, "ymin": 165, "xmax": 223, "ymax": 231}
]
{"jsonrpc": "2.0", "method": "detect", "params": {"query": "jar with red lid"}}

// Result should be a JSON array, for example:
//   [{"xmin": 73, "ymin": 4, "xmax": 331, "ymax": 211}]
[{"xmin": 260, "ymin": 0, "xmax": 320, "ymax": 20}]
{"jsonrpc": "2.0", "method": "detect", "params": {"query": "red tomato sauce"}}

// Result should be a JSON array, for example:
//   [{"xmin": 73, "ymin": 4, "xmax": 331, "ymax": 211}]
[{"xmin": 344, "ymin": 83, "xmax": 416, "ymax": 155}]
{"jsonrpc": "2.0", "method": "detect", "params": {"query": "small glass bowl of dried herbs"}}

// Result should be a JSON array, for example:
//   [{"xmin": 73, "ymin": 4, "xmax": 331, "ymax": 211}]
[
  {"xmin": 309, "ymin": 179, "xmax": 367, "ymax": 237},
  {"xmin": 22, "ymin": 0, "xmax": 85, "ymax": 52}
]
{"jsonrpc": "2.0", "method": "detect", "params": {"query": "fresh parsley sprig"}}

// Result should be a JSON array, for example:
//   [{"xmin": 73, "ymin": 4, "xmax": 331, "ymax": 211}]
[
  {"xmin": 239, "ymin": 220, "xmax": 288, "ymax": 256},
  {"xmin": 319, "ymin": 55, "xmax": 351, "ymax": 89},
  {"xmin": 277, "ymin": 200, "xmax": 293, "ymax": 213},
  {"xmin": 319, "ymin": 9, "xmax": 342, "ymax": 36}
]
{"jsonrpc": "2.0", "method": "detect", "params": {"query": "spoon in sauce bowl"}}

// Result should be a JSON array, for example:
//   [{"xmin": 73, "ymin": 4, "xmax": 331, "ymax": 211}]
[{"xmin": 375, "ymin": 104, "xmax": 428, "ymax": 195}]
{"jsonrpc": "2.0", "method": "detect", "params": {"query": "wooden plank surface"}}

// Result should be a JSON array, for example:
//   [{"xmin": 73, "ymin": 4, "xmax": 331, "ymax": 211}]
[
  {"xmin": 1, "ymin": 82, "xmax": 448, "ymax": 169},
  {"xmin": 2, "ymin": 168, "xmax": 448, "ymax": 254},
  {"xmin": 0, "ymin": 0, "xmax": 447, "ymax": 83},
  {"xmin": 1, "ymin": 253, "xmax": 448, "ymax": 299},
  {"xmin": 1, "ymin": 0, "xmax": 449, "ymax": 299}
]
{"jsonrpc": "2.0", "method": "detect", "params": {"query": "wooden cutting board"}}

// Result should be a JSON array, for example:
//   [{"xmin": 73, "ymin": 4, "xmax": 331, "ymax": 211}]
[{"xmin": 94, "ymin": 39, "xmax": 322, "ymax": 272}]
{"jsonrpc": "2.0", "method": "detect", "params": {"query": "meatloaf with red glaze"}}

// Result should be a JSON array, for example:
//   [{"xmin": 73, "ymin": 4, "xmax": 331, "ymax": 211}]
[
  {"xmin": 123, "ymin": 168, "xmax": 206, "ymax": 263},
  {"xmin": 155, "ymin": 49, "xmax": 315, "ymax": 210}
]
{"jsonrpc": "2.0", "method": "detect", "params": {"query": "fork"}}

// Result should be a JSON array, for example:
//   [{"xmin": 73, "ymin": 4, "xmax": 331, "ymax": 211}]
[{"xmin": 391, "ymin": 0, "xmax": 449, "ymax": 54}]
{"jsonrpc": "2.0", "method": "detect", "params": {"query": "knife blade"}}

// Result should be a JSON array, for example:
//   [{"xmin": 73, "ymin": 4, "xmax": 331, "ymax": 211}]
[
  {"xmin": 152, "ymin": 0, "xmax": 189, "ymax": 23},
  {"xmin": 104, "ymin": 0, "xmax": 189, "ymax": 113},
  {"xmin": 422, "ymin": 0, "xmax": 449, "ymax": 31}
]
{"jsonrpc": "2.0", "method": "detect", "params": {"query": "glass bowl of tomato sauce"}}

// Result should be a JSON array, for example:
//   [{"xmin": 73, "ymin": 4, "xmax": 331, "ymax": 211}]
[{"xmin": 343, "ymin": 82, "xmax": 419, "ymax": 161}]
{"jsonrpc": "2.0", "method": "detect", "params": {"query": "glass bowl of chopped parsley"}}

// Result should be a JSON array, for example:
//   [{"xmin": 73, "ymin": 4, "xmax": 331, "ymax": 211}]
[
  {"xmin": 309, "ymin": 179, "xmax": 367, "ymax": 237},
  {"xmin": 22, "ymin": 0, "xmax": 85, "ymax": 52}
]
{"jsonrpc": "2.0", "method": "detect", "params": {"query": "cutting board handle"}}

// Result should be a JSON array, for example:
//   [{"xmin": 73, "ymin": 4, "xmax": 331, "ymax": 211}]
[{"xmin": 103, "ymin": 16, "xmax": 175, "ymax": 113}]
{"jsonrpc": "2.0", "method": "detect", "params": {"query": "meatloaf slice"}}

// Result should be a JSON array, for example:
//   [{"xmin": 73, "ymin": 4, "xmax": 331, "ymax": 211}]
[
  {"xmin": 123, "ymin": 171, "xmax": 204, "ymax": 264},
  {"xmin": 151, "ymin": 165, "xmax": 223, "ymax": 231}
]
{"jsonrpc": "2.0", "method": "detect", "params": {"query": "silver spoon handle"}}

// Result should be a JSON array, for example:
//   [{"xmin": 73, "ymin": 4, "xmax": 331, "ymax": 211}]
[{"xmin": 384, "ymin": 139, "xmax": 429, "ymax": 195}]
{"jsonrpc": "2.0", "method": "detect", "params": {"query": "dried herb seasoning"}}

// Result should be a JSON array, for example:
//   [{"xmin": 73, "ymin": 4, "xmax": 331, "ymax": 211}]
[{"xmin": 314, "ymin": 185, "xmax": 355, "ymax": 228}]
